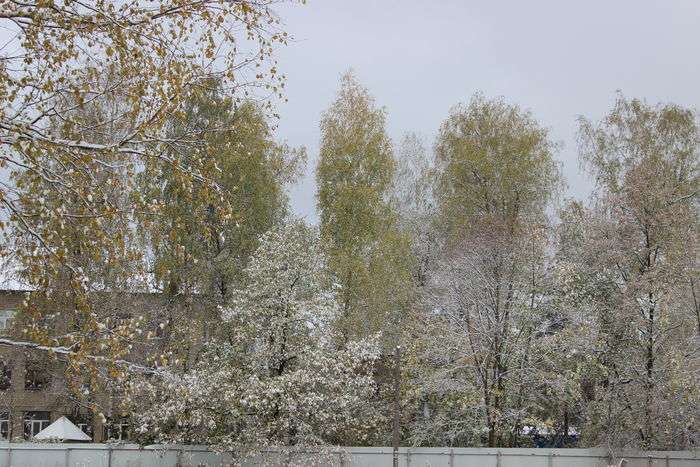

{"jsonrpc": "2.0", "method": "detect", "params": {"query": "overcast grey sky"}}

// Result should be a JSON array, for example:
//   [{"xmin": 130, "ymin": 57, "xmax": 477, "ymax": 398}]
[{"xmin": 273, "ymin": 0, "xmax": 700, "ymax": 223}]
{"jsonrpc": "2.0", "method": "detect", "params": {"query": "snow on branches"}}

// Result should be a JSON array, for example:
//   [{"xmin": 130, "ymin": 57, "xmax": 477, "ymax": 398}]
[{"xmin": 132, "ymin": 222, "xmax": 381, "ymax": 458}]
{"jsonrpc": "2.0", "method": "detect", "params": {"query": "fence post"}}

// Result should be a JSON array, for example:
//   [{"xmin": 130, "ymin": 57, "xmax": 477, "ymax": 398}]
[
  {"xmin": 392, "ymin": 346, "xmax": 401, "ymax": 467},
  {"xmin": 448, "ymin": 448, "xmax": 454, "ymax": 467},
  {"xmin": 496, "ymin": 450, "xmax": 502, "ymax": 467},
  {"xmin": 547, "ymin": 451, "xmax": 553, "ymax": 467},
  {"xmin": 7, "ymin": 446, "xmax": 10, "ymax": 467},
  {"xmin": 107, "ymin": 446, "xmax": 112, "ymax": 467},
  {"xmin": 647, "ymin": 455, "xmax": 653, "ymax": 467},
  {"xmin": 64, "ymin": 447, "xmax": 70, "ymax": 467},
  {"xmin": 665, "ymin": 455, "xmax": 670, "ymax": 467}
]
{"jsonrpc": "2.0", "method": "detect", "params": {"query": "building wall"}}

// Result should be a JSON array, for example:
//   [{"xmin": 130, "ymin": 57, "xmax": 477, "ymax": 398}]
[
  {"xmin": 0, "ymin": 290, "xmax": 98, "ymax": 441},
  {"xmin": 0, "ymin": 289, "xmax": 216, "ymax": 443}
]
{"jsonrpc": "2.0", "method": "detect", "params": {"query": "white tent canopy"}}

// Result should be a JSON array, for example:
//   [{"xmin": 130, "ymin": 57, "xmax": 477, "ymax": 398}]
[{"xmin": 33, "ymin": 416, "xmax": 92, "ymax": 441}]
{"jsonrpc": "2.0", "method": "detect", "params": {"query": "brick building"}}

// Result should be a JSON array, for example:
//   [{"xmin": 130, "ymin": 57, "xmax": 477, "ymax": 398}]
[{"xmin": 0, "ymin": 288, "xmax": 215, "ymax": 443}]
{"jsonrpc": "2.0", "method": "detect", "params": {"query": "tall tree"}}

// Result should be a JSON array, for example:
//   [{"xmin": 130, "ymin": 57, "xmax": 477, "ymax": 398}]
[
  {"xmin": 138, "ymin": 81, "xmax": 304, "ymax": 370},
  {"xmin": 316, "ymin": 71, "xmax": 412, "ymax": 344},
  {"xmin": 0, "ymin": 0, "xmax": 298, "ymax": 376},
  {"xmin": 410, "ymin": 94, "xmax": 561, "ymax": 447},
  {"xmin": 434, "ymin": 94, "xmax": 560, "ymax": 241},
  {"xmin": 140, "ymin": 81, "xmax": 304, "ymax": 294},
  {"xmin": 569, "ymin": 95, "xmax": 700, "ymax": 449},
  {"xmin": 390, "ymin": 133, "xmax": 439, "ymax": 289}
]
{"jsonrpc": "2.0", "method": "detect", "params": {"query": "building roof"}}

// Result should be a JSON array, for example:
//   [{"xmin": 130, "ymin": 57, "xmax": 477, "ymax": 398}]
[{"xmin": 34, "ymin": 416, "xmax": 92, "ymax": 441}]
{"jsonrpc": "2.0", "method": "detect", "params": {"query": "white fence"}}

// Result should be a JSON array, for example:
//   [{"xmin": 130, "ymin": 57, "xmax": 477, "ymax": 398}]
[{"xmin": 0, "ymin": 444, "xmax": 696, "ymax": 467}]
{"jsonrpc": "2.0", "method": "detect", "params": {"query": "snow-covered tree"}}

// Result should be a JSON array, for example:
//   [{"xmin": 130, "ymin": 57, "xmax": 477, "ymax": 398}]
[
  {"xmin": 407, "ymin": 228, "xmax": 553, "ymax": 447},
  {"xmin": 548, "ymin": 96, "xmax": 700, "ymax": 450},
  {"xmin": 132, "ymin": 221, "xmax": 382, "ymax": 459},
  {"xmin": 405, "ymin": 95, "xmax": 562, "ymax": 448}
]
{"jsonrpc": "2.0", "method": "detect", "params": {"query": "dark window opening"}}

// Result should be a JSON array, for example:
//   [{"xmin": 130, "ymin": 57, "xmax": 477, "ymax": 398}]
[
  {"xmin": 23, "ymin": 411, "xmax": 50, "ymax": 439},
  {"xmin": 25, "ymin": 362, "xmax": 50, "ymax": 391},
  {"xmin": 0, "ymin": 412, "xmax": 9, "ymax": 440},
  {"xmin": 0, "ymin": 361, "xmax": 11, "ymax": 390}
]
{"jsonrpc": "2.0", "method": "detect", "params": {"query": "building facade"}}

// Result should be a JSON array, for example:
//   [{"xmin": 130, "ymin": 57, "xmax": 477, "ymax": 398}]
[{"xmin": 0, "ymin": 289, "xmax": 215, "ymax": 443}]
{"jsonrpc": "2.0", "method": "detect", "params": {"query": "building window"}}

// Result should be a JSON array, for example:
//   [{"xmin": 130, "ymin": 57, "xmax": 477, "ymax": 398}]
[
  {"xmin": 0, "ymin": 310, "xmax": 15, "ymax": 334},
  {"xmin": 23, "ymin": 411, "xmax": 50, "ymax": 439},
  {"xmin": 0, "ymin": 412, "xmax": 9, "ymax": 440},
  {"xmin": 103, "ymin": 417, "xmax": 130, "ymax": 441},
  {"xmin": 25, "ymin": 362, "xmax": 50, "ymax": 391},
  {"xmin": 0, "ymin": 361, "xmax": 11, "ymax": 390}
]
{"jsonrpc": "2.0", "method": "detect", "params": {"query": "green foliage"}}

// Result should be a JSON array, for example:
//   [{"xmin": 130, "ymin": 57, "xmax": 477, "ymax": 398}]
[
  {"xmin": 141, "ymin": 81, "xmax": 305, "ymax": 298},
  {"xmin": 316, "ymin": 71, "xmax": 414, "ymax": 343},
  {"xmin": 434, "ymin": 94, "xmax": 561, "ymax": 242},
  {"xmin": 405, "ymin": 94, "xmax": 563, "ymax": 448},
  {"xmin": 317, "ymin": 71, "xmax": 395, "ymax": 249}
]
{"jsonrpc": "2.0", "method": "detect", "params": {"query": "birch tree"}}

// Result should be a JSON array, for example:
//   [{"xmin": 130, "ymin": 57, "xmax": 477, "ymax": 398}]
[
  {"xmin": 141, "ymin": 82, "xmax": 304, "ymax": 300},
  {"xmin": 316, "ymin": 71, "xmax": 413, "ymax": 345},
  {"xmin": 135, "ymin": 82, "xmax": 304, "ymax": 371},
  {"xmin": 409, "ymin": 95, "xmax": 561, "ymax": 447},
  {"xmin": 0, "ymin": 0, "xmax": 299, "ymax": 379},
  {"xmin": 568, "ymin": 95, "xmax": 700, "ymax": 449},
  {"xmin": 390, "ymin": 133, "xmax": 439, "ymax": 289}
]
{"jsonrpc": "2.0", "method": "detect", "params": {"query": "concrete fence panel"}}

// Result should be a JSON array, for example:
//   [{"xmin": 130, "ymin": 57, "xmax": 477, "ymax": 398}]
[{"xmin": 0, "ymin": 444, "xmax": 696, "ymax": 467}]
